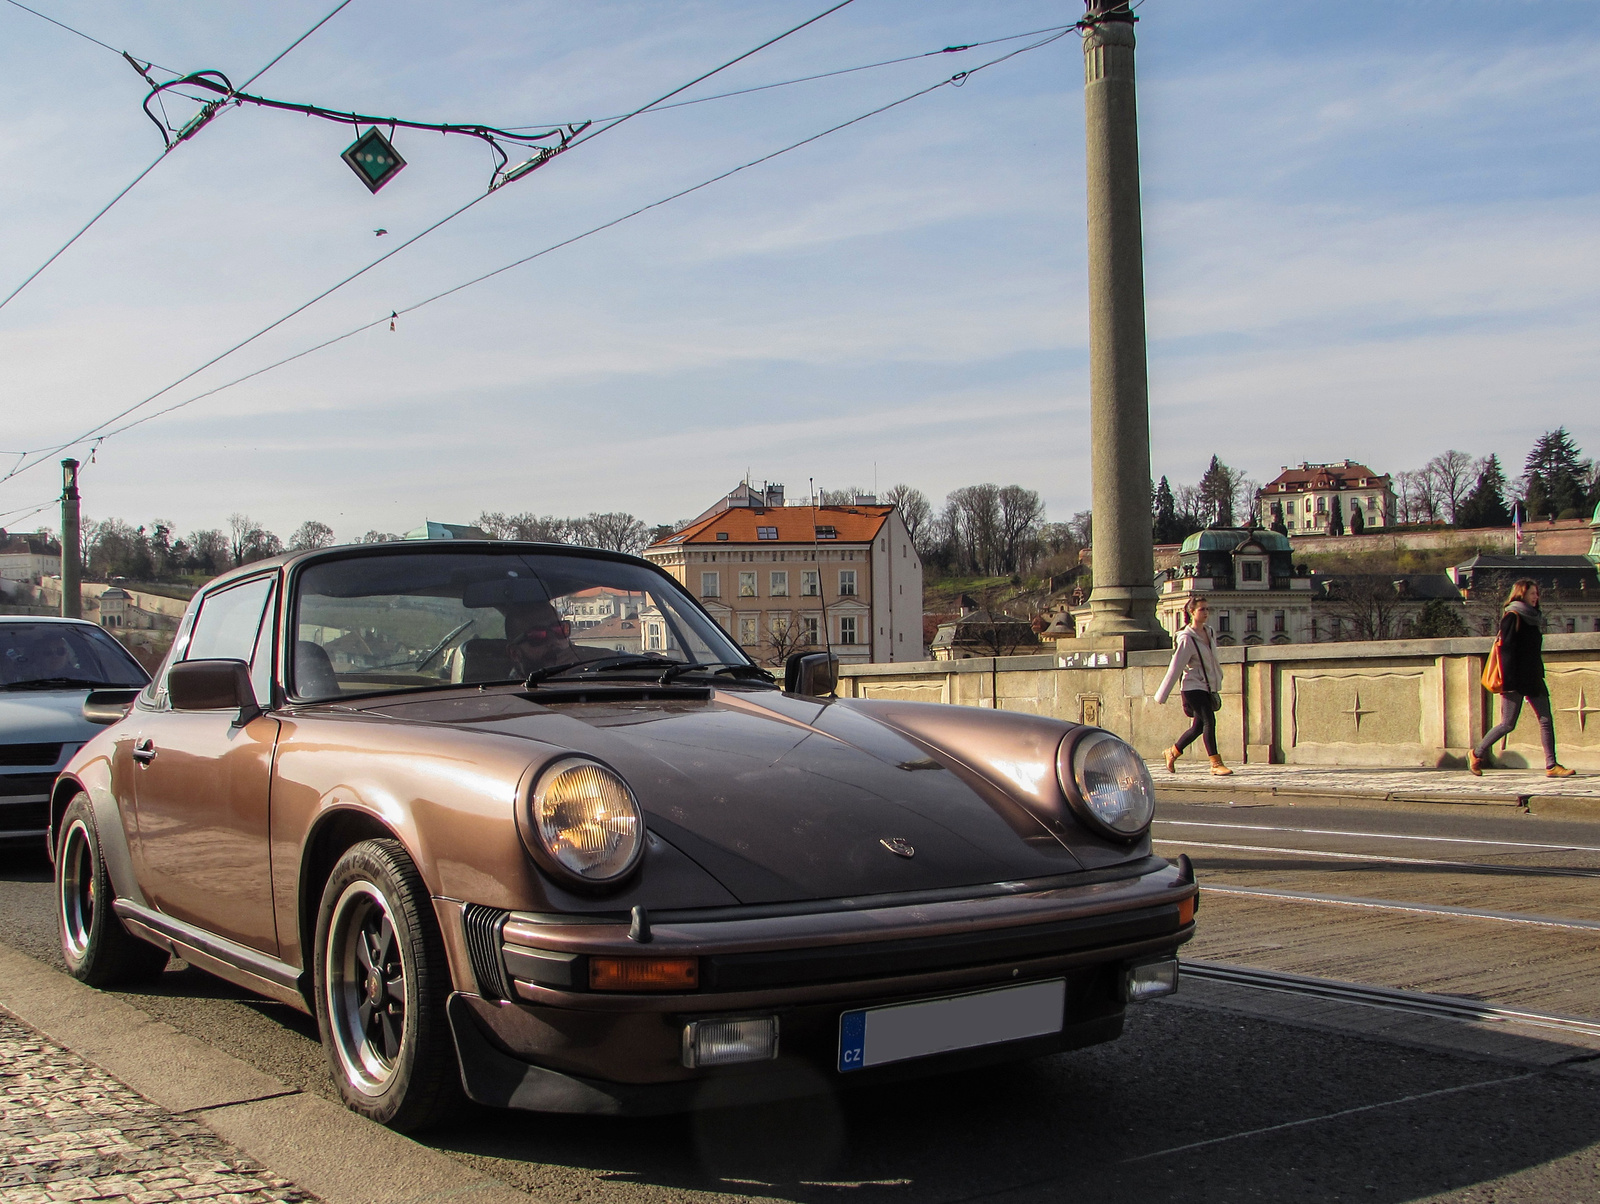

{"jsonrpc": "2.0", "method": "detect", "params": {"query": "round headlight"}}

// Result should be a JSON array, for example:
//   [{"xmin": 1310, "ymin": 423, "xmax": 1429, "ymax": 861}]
[
  {"xmin": 1066, "ymin": 731, "xmax": 1155, "ymax": 839},
  {"xmin": 528, "ymin": 758, "xmax": 645, "ymax": 886}
]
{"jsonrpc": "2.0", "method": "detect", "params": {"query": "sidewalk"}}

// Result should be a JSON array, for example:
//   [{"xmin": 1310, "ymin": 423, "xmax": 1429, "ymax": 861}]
[
  {"xmin": 0, "ymin": 1010, "xmax": 313, "ymax": 1204},
  {"xmin": 1150, "ymin": 761, "xmax": 1599, "ymax": 815}
]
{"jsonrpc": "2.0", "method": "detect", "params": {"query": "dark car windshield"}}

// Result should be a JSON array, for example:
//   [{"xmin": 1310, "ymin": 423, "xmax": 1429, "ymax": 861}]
[
  {"xmin": 291, "ymin": 547, "xmax": 751, "ymax": 701},
  {"xmin": 0, "ymin": 622, "xmax": 149, "ymax": 689}
]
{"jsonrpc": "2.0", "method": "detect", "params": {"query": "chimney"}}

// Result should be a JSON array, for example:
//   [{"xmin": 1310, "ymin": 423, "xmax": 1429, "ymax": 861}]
[{"xmin": 763, "ymin": 482, "xmax": 785, "ymax": 508}]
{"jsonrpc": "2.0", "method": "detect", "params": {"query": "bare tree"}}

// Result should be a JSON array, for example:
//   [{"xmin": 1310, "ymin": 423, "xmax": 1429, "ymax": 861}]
[
  {"xmin": 762, "ymin": 612, "xmax": 815, "ymax": 666},
  {"xmin": 819, "ymin": 486, "xmax": 869, "ymax": 505},
  {"xmin": 996, "ymin": 485, "xmax": 1045, "ymax": 573},
  {"xmin": 1233, "ymin": 476, "xmax": 1261, "ymax": 527},
  {"xmin": 289, "ymin": 520, "xmax": 336, "ymax": 551},
  {"xmin": 358, "ymin": 530, "xmax": 401, "ymax": 544},
  {"xmin": 476, "ymin": 512, "xmax": 572, "ymax": 543},
  {"xmin": 572, "ymin": 512, "xmax": 649, "ymax": 555},
  {"xmin": 946, "ymin": 485, "xmax": 1003, "ymax": 575},
  {"xmin": 883, "ymin": 484, "xmax": 932, "ymax": 553},
  {"xmin": 1321, "ymin": 576, "xmax": 1406, "ymax": 641},
  {"xmin": 1396, "ymin": 469, "xmax": 1441, "ymax": 524},
  {"xmin": 1425, "ymin": 450, "xmax": 1475, "ymax": 525},
  {"xmin": 227, "ymin": 513, "xmax": 281, "ymax": 566}
]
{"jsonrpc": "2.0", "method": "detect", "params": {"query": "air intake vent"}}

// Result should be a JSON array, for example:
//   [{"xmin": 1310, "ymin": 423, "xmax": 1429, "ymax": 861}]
[
  {"xmin": 461, "ymin": 904, "xmax": 510, "ymax": 1000},
  {"xmin": 0, "ymin": 743, "xmax": 62, "ymax": 767}
]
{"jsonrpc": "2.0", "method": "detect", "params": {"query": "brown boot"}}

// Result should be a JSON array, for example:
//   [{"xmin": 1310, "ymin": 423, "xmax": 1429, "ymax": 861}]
[
  {"xmin": 1209, "ymin": 755, "xmax": 1233, "ymax": 777},
  {"xmin": 1468, "ymin": 750, "xmax": 1484, "ymax": 777},
  {"xmin": 1165, "ymin": 746, "xmax": 1180, "ymax": 774},
  {"xmin": 1547, "ymin": 765, "xmax": 1575, "ymax": 778}
]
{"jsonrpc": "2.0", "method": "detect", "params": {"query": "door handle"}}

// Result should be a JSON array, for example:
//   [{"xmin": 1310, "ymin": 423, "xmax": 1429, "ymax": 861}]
[{"xmin": 131, "ymin": 738, "xmax": 156, "ymax": 765}]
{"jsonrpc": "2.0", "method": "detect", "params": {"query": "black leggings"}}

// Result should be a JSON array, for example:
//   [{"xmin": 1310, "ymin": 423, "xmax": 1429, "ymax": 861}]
[
  {"xmin": 1175, "ymin": 691, "xmax": 1218, "ymax": 757},
  {"xmin": 1474, "ymin": 691, "xmax": 1557, "ymax": 768}
]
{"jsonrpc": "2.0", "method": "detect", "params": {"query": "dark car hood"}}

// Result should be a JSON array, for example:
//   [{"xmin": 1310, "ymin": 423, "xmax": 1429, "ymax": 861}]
[{"xmin": 363, "ymin": 688, "xmax": 1105, "ymax": 905}]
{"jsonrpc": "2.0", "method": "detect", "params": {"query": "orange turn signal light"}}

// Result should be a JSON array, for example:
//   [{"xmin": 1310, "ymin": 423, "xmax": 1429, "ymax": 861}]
[
  {"xmin": 1178, "ymin": 896, "xmax": 1196, "ymax": 925},
  {"xmin": 589, "ymin": 956, "xmax": 699, "ymax": 991}
]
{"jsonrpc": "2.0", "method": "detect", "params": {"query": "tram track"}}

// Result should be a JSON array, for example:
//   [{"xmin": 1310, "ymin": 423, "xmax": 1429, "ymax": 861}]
[
  {"xmin": 1151, "ymin": 837, "xmax": 1600, "ymax": 879},
  {"xmin": 1182, "ymin": 959, "xmax": 1600, "ymax": 1041},
  {"xmin": 1194, "ymin": 883, "xmax": 1600, "ymax": 931}
]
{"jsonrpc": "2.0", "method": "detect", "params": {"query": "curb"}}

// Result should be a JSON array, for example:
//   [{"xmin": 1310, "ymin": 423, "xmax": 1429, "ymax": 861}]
[
  {"xmin": 0, "ymin": 942, "xmax": 528, "ymax": 1204},
  {"xmin": 1155, "ymin": 780, "xmax": 1600, "ymax": 819}
]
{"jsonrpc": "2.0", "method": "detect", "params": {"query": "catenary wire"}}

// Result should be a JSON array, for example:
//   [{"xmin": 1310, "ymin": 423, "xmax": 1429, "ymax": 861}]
[
  {"xmin": 0, "ymin": 0, "xmax": 352, "ymax": 316},
  {"xmin": 0, "ymin": 0, "xmax": 178, "ymax": 73},
  {"xmin": 0, "ymin": 0, "xmax": 865, "ymax": 482},
  {"xmin": 503, "ymin": 22, "xmax": 1077, "ymax": 127},
  {"xmin": 68, "ymin": 30, "xmax": 1076, "ymax": 452}
]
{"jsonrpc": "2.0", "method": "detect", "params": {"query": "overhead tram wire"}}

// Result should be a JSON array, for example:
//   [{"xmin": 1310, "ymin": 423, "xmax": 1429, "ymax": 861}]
[
  {"xmin": 65, "ymin": 29, "xmax": 1077, "ymax": 453},
  {"xmin": 503, "ymin": 22, "xmax": 1079, "ymax": 128},
  {"xmin": 0, "ymin": 0, "xmax": 178, "ymax": 72},
  {"xmin": 0, "ymin": 0, "xmax": 863, "ymax": 485},
  {"xmin": 0, "ymin": 0, "xmax": 353, "ymax": 316}
]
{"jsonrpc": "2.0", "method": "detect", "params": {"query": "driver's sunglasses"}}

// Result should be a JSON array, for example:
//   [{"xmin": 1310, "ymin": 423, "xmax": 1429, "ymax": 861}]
[{"xmin": 512, "ymin": 622, "xmax": 569, "ymax": 647}]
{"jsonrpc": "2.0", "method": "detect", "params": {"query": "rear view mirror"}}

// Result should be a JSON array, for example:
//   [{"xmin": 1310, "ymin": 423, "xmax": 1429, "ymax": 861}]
[
  {"xmin": 168, "ymin": 659, "xmax": 261, "ymax": 726},
  {"xmin": 784, "ymin": 651, "xmax": 838, "ymax": 697},
  {"xmin": 83, "ymin": 688, "xmax": 141, "ymax": 726},
  {"xmin": 462, "ymin": 577, "xmax": 551, "ymax": 609}
]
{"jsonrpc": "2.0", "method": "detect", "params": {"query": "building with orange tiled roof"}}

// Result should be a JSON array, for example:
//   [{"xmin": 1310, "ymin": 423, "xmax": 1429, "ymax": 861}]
[
  {"xmin": 644, "ymin": 481, "xmax": 923, "ymax": 665},
  {"xmin": 1256, "ymin": 461, "xmax": 1396, "ymax": 535}
]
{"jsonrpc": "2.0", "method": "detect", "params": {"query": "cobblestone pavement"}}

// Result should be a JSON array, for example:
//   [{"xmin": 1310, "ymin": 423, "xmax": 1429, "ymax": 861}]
[
  {"xmin": 0, "ymin": 1010, "xmax": 316, "ymax": 1204},
  {"xmin": 1150, "ymin": 760, "xmax": 1599, "ymax": 799}
]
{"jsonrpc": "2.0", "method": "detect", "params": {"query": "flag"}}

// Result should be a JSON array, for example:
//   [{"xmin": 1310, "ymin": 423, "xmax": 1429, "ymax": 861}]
[{"xmin": 1513, "ymin": 500, "xmax": 1522, "ymax": 554}]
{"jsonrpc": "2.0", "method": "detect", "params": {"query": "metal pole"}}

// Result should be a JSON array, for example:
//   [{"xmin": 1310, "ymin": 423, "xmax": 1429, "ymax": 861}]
[
  {"xmin": 61, "ymin": 459, "xmax": 81, "ymax": 619},
  {"xmin": 1080, "ymin": 0, "xmax": 1166, "ymax": 648}
]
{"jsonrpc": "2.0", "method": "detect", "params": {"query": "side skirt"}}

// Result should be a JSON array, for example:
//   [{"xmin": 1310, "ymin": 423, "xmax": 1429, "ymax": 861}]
[{"xmin": 113, "ymin": 899, "xmax": 309, "ymax": 1012}]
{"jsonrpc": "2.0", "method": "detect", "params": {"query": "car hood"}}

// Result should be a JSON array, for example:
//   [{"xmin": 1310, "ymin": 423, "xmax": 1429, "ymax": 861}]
[
  {"xmin": 0, "ymin": 689, "xmax": 99, "ymax": 748},
  {"xmin": 362, "ymin": 688, "xmax": 1141, "ymax": 906}
]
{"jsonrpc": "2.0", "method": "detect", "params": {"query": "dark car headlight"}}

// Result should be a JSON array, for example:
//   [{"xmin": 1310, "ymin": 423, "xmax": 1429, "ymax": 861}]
[
  {"xmin": 1060, "ymin": 730, "xmax": 1155, "ymax": 840},
  {"xmin": 523, "ymin": 757, "xmax": 645, "ymax": 888}
]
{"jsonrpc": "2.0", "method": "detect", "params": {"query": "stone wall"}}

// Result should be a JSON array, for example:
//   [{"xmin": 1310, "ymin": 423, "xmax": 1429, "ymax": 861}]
[{"xmin": 838, "ymin": 633, "xmax": 1600, "ymax": 772}]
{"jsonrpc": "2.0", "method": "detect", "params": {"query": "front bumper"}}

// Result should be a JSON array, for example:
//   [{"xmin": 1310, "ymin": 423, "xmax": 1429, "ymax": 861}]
[{"xmin": 445, "ymin": 856, "xmax": 1196, "ymax": 1113}]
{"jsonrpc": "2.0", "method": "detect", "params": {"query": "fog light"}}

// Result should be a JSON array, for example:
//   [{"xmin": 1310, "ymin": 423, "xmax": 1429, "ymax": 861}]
[
  {"xmin": 1124, "ymin": 958, "xmax": 1180, "ymax": 1002},
  {"xmin": 682, "ymin": 1016, "xmax": 779, "ymax": 1068}
]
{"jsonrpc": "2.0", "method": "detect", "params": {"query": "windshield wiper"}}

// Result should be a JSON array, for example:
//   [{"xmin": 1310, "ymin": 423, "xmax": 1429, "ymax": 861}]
[
  {"xmin": 3, "ymin": 677, "xmax": 114, "ymax": 691},
  {"xmin": 523, "ymin": 655, "xmax": 676, "ymax": 688},
  {"xmin": 658, "ymin": 660, "xmax": 775, "ymax": 684}
]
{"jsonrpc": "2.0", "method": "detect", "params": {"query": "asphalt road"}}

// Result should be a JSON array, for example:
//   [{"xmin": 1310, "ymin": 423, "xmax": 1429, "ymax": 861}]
[{"xmin": 3, "ymin": 799, "xmax": 1600, "ymax": 1203}]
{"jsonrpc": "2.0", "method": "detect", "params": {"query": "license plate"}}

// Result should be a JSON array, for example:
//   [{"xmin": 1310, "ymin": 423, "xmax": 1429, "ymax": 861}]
[{"xmin": 837, "ymin": 979, "xmax": 1065, "ymax": 1073}]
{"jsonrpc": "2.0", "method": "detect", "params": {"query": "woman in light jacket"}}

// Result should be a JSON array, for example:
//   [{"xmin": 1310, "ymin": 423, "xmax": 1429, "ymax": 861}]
[
  {"xmin": 1471, "ymin": 578, "xmax": 1574, "ymax": 777},
  {"xmin": 1154, "ymin": 596, "xmax": 1231, "ymax": 776}
]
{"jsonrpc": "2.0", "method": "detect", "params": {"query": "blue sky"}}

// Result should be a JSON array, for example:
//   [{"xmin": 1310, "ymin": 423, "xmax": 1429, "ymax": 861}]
[{"xmin": 2, "ymin": 0, "xmax": 1597, "ymax": 541}]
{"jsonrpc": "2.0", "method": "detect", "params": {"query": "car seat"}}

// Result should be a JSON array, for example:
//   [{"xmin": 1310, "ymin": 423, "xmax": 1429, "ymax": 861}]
[
  {"xmin": 458, "ymin": 638, "xmax": 512, "ymax": 683},
  {"xmin": 294, "ymin": 640, "xmax": 342, "ymax": 699}
]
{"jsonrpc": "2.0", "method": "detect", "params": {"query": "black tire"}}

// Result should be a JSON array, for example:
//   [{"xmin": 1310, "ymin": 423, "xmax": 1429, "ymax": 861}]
[
  {"xmin": 312, "ymin": 838, "xmax": 461, "ymax": 1132},
  {"xmin": 56, "ymin": 794, "xmax": 169, "ymax": 986}
]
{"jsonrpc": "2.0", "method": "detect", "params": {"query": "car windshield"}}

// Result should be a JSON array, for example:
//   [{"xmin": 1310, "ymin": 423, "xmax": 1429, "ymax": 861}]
[
  {"xmin": 0, "ymin": 622, "xmax": 149, "ymax": 689},
  {"xmin": 291, "ymin": 547, "xmax": 752, "ymax": 701}
]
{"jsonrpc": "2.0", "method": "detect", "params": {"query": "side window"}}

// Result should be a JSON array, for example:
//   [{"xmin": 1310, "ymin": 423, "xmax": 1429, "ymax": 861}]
[{"xmin": 183, "ymin": 576, "xmax": 275, "ymax": 702}]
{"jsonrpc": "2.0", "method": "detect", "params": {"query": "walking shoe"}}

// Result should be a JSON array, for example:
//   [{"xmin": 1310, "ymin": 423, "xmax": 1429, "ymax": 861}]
[
  {"xmin": 1165, "ymin": 746, "xmax": 1180, "ymax": 774},
  {"xmin": 1208, "ymin": 755, "xmax": 1233, "ymax": 777},
  {"xmin": 1468, "ymin": 750, "xmax": 1484, "ymax": 776},
  {"xmin": 1547, "ymin": 765, "xmax": 1575, "ymax": 778}
]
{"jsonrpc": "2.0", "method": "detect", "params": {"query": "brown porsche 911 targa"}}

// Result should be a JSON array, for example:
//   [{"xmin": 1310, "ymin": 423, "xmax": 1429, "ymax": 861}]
[{"xmin": 51, "ymin": 541, "xmax": 1195, "ymax": 1131}]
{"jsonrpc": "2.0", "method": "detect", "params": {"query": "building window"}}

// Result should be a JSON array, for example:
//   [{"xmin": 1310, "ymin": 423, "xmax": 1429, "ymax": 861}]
[
  {"xmin": 1242, "ymin": 561, "xmax": 1263, "ymax": 582},
  {"xmin": 815, "ymin": 526, "xmax": 837, "ymax": 540},
  {"xmin": 757, "ymin": 526, "xmax": 778, "ymax": 540},
  {"xmin": 801, "ymin": 614, "xmax": 819, "ymax": 644},
  {"xmin": 769, "ymin": 570, "xmax": 788, "ymax": 596},
  {"xmin": 801, "ymin": 570, "xmax": 819, "ymax": 596},
  {"xmin": 1218, "ymin": 613, "xmax": 1232, "ymax": 634},
  {"xmin": 1566, "ymin": 618, "xmax": 1576, "ymax": 634},
  {"xmin": 839, "ymin": 616, "xmax": 858, "ymax": 644},
  {"xmin": 738, "ymin": 571, "xmax": 756, "ymax": 597},
  {"xmin": 700, "ymin": 572, "xmax": 719, "ymax": 597},
  {"xmin": 647, "ymin": 623, "xmax": 663, "ymax": 650},
  {"xmin": 1331, "ymin": 617, "xmax": 1343, "ymax": 638},
  {"xmin": 1317, "ymin": 497, "xmax": 1326, "ymax": 513},
  {"xmin": 1246, "ymin": 611, "xmax": 1258, "ymax": 633},
  {"xmin": 1273, "ymin": 611, "xmax": 1286, "ymax": 633},
  {"xmin": 839, "ymin": 569, "xmax": 857, "ymax": 596},
  {"xmin": 716, "ymin": 532, "xmax": 729, "ymax": 541},
  {"xmin": 739, "ymin": 615, "xmax": 759, "ymax": 645}
]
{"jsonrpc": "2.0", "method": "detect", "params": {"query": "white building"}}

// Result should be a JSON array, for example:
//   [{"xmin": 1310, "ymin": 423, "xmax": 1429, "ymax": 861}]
[{"xmin": 1258, "ymin": 461, "xmax": 1396, "ymax": 535}]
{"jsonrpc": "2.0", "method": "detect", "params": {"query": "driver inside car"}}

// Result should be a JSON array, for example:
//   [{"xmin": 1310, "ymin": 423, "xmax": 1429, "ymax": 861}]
[{"xmin": 503, "ymin": 600, "xmax": 601, "ymax": 677}]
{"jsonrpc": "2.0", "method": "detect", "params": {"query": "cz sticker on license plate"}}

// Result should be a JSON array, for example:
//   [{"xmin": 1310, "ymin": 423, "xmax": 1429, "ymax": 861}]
[{"xmin": 837, "ymin": 978, "xmax": 1065, "ymax": 1072}]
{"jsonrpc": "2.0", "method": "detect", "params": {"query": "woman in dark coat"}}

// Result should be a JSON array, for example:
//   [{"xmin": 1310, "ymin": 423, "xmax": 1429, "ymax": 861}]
[{"xmin": 1470, "ymin": 579, "xmax": 1573, "ymax": 777}]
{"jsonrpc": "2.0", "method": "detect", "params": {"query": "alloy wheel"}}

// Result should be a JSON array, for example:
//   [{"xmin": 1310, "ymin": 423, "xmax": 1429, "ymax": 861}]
[
  {"xmin": 324, "ymin": 879, "xmax": 408, "ymax": 1096},
  {"xmin": 59, "ymin": 818, "xmax": 96, "ymax": 962}
]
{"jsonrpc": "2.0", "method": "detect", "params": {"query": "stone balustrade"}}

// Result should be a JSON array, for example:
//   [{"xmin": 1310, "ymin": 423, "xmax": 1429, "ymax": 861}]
[{"xmin": 837, "ymin": 633, "xmax": 1600, "ymax": 771}]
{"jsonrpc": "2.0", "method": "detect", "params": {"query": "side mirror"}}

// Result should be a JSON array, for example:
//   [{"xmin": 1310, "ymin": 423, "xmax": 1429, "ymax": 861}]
[
  {"xmin": 784, "ymin": 650, "xmax": 838, "ymax": 697},
  {"xmin": 168, "ymin": 659, "xmax": 262, "ymax": 726},
  {"xmin": 83, "ymin": 688, "xmax": 141, "ymax": 726}
]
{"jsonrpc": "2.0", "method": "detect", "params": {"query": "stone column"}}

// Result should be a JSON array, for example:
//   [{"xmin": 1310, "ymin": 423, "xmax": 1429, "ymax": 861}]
[
  {"xmin": 61, "ymin": 459, "xmax": 81, "ymax": 619},
  {"xmin": 1081, "ymin": 1, "xmax": 1166, "ymax": 648}
]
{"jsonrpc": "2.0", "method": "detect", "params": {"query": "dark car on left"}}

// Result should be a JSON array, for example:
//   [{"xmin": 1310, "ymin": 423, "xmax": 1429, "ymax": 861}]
[{"xmin": 1, "ymin": 617, "xmax": 149, "ymax": 852}]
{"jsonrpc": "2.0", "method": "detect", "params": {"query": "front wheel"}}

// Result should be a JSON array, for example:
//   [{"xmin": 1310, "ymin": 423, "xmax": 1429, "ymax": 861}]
[
  {"xmin": 313, "ymin": 838, "xmax": 461, "ymax": 1132},
  {"xmin": 56, "ymin": 794, "xmax": 168, "ymax": 986}
]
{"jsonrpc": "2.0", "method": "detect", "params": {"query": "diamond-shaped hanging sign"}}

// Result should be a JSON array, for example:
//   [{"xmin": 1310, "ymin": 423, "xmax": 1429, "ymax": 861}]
[{"xmin": 341, "ymin": 127, "xmax": 406, "ymax": 193}]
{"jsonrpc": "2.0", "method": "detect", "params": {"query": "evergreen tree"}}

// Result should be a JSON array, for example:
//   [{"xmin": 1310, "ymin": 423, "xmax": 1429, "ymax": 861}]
[
  {"xmin": 1269, "ymin": 501, "xmax": 1288, "ymax": 536},
  {"xmin": 1329, "ymin": 495, "xmax": 1345, "ymax": 536},
  {"xmin": 1412, "ymin": 598, "xmax": 1468, "ymax": 639},
  {"xmin": 1198, "ymin": 455, "xmax": 1235, "ymax": 526},
  {"xmin": 1152, "ymin": 476, "xmax": 1180, "ymax": 543},
  {"xmin": 1522, "ymin": 427, "xmax": 1586, "ymax": 519},
  {"xmin": 1457, "ymin": 455, "xmax": 1513, "ymax": 528},
  {"xmin": 1350, "ymin": 503, "xmax": 1365, "ymax": 535}
]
